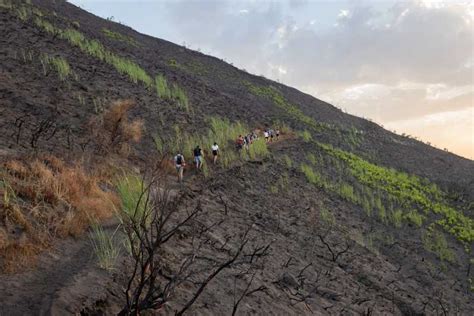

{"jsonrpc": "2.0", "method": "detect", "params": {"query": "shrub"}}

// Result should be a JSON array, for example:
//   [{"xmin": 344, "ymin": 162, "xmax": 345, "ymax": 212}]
[{"xmin": 91, "ymin": 100, "xmax": 144, "ymax": 155}]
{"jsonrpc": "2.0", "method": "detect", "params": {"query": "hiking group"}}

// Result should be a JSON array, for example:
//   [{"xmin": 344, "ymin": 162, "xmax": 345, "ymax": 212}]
[
  {"xmin": 263, "ymin": 128, "xmax": 280, "ymax": 143},
  {"xmin": 174, "ymin": 128, "xmax": 280, "ymax": 182}
]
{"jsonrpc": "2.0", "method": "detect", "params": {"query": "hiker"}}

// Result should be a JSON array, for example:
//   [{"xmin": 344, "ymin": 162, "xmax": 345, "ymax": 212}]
[
  {"xmin": 269, "ymin": 129, "xmax": 274, "ymax": 142},
  {"xmin": 251, "ymin": 131, "xmax": 258, "ymax": 142},
  {"xmin": 193, "ymin": 145, "xmax": 203, "ymax": 169},
  {"xmin": 211, "ymin": 142, "xmax": 219, "ymax": 164},
  {"xmin": 236, "ymin": 135, "xmax": 244, "ymax": 151},
  {"xmin": 244, "ymin": 134, "xmax": 250, "ymax": 151},
  {"xmin": 174, "ymin": 153, "xmax": 185, "ymax": 182},
  {"xmin": 264, "ymin": 130, "xmax": 269, "ymax": 142},
  {"xmin": 276, "ymin": 129, "xmax": 280, "ymax": 141}
]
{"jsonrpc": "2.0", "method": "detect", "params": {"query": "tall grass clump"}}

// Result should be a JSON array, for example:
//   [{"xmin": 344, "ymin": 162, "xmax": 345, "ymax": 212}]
[
  {"xmin": 422, "ymin": 228, "xmax": 455, "ymax": 263},
  {"xmin": 27, "ymin": 15, "xmax": 190, "ymax": 109},
  {"xmin": 0, "ymin": 0, "xmax": 13, "ymax": 9},
  {"xmin": 298, "ymin": 130, "xmax": 312, "ymax": 142},
  {"xmin": 15, "ymin": 5, "xmax": 28, "ymax": 20},
  {"xmin": 50, "ymin": 56, "xmax": 71, "ymax": 80},
  {"xmin": 116, "ymin": 174, "xmax": 148, "ymax": 220},
  {"xmin": 248, "ymin": 138, "xmax": 269, "ymax": 160},
  {"xmin": 283, "ymin": 155, "xmax": 293, "ymax": 168},
  {"xmin": 314, "ymin": 141, "xmax": 474, "ymax": 244},
  {"xmin": 171, "ymin": 84, "xmax": 189, "ymax": 111},
  {"xmin": 89, "ymin": 222, "xmax": 119, "ymax": 271},
  {"xmin": 301, "ymin": 164, "xmax": 323, "ymax": 187},
  {"xmin": 155, "ymin": 74, "xmax": 171, "ymax": 99},
  {"xmin": 102, "ymin": 28, "xmax": 139, "ymax": 47},
  {"xmin": 34, "ymin": 17, "xmax": 55, "ymax": 34}
]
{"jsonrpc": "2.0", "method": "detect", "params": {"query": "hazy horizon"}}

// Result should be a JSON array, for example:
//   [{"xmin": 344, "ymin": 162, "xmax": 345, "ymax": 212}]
[{"xmin": 69, "ymin": 0, "xmax": 474, "ymax": 160}]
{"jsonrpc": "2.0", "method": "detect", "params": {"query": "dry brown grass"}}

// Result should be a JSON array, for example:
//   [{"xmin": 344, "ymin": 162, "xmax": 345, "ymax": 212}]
[
  {"xmin": 1, "ymin": 156, "xmax": 120, "ymax": 272},
  {"xmin": 0, "ymin": 99, "xmax": 144, "ymax": 272},
  {"xmin": 91, "ymin": 99, "xmax": 144, "ymax": 155}
]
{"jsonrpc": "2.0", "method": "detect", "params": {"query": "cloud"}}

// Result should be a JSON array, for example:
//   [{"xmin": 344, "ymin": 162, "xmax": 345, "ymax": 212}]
[
  {"xmin": 273, "ymin": 1, "xmax": 473, "ymax": 88},
  {"xmin": 338, "ymin": 9, "xmax": 350, "ymax": 18},
  {"xmin": 385, "ymin": 107, "xmax": 474, "ymax": 159},
  {"xmin": 96, "ymin": 0, "xmax": 473, "ymax": 158}
]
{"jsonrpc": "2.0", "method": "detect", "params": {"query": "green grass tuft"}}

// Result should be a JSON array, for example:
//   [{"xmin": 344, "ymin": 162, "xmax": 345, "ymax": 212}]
[
  {"xmin": 102, "ymin": 28, "xmax": 139, "ymax": 47},
  {"xmin": 89, "ymin": 222, "xmax": 120, "ymax": 271}
]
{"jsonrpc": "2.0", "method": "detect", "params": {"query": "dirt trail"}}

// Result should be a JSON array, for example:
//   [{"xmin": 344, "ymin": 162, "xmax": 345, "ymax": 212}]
[{"xmin": 0, "ymin": 220, "xmax": 119, "ymax": 316}]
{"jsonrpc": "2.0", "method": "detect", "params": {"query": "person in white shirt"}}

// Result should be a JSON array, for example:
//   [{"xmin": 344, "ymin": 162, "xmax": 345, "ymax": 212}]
[
  {"xmin": 264, "ymin": 130, "xmax": 269, "ymax": 142},
  {"xmin": 211, "ymin": 142, "xmax": 219, "ymax": 164}
]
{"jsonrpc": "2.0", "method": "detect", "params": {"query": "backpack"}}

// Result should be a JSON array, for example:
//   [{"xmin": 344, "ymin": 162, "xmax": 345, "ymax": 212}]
[
  {"xmin": 176, "ymin": 155, "xmax": 183, "ymax": 165},
  {"xmin": 194, "ymin": 148, "xmax": 201, "ymax": 156}
]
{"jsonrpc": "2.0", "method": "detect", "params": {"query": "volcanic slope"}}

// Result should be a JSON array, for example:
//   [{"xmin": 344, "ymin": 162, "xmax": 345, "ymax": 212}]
[{"xmin": 0, "ymin": 0, "xmax": 473, "ymax": 315}]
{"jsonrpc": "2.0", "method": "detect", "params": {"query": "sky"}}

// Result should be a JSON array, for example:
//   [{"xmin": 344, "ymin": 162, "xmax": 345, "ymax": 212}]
[{"xmin": 69, "ymin": 0, "xmax": 474, "ymax": 160}]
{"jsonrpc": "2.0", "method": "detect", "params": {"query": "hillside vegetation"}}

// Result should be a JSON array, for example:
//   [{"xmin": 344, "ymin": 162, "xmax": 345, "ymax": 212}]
[{"xmin": 0, "ymin": 0, "xmax": 473, "ymax": 315}]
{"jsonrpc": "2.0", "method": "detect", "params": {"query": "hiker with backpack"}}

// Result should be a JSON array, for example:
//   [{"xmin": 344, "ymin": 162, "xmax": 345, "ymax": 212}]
[
  {"xmin": 174, "ymin": 153, "xmax": 185, "ymax": 183},
  {"xmin": 193, "ymin": 145, "xmax": 203, "ymax": 170},
  {"xmin": 244, "ymin": 134, "xmax": 250, "ymax": 151},
  {"xmin": 276, "ymin": 129, "xmax": 280, "ymax": 141},
  {"xmin": 211, "ymin": 142, "xmax": 219, "ymax": 164},
  {"xmin": 236, "ymin": 135, "xmax": 244, "ymax": 151}
]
